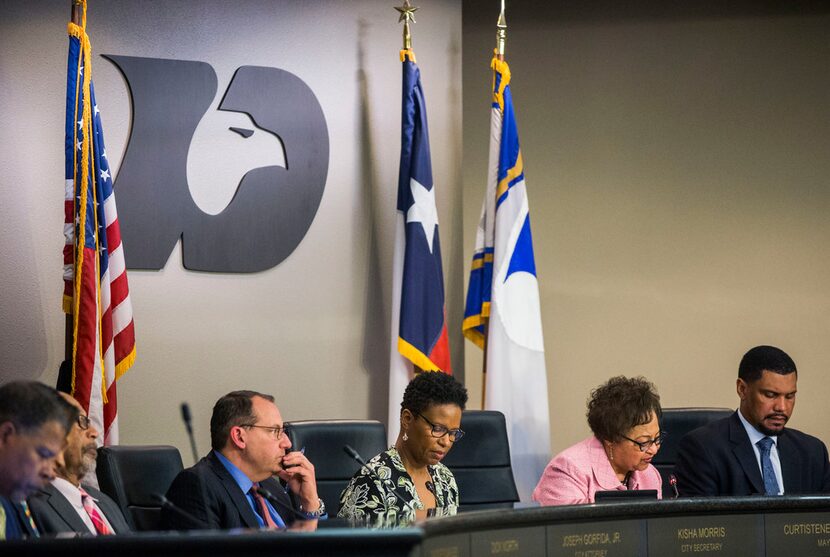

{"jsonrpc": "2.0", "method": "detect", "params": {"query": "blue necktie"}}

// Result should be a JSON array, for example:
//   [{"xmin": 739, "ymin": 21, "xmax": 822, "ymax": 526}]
[{"xmin": 757, "ymin": 437, "xmax": 780, "ymax": 495}]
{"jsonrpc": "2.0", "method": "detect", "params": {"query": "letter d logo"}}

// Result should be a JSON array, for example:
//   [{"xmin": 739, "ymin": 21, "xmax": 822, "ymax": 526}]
[{"xmin": 106, "ymin": 55, "xmax": 329, "ymax": 273}]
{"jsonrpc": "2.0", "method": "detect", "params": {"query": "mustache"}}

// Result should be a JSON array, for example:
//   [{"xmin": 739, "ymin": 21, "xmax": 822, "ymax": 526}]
[{"xmin": 765, "ymin": 413, "xmax": 789, "ymax": 420}]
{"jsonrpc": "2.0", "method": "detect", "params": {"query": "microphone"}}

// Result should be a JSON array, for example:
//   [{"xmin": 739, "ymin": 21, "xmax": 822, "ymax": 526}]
[
  {"xmin": 669, "ymin": 474, "xmax": 680, "ymax": 499},
  {"xmin": 180, "ymin": 402, "xmax": 199, "ymax": 464},
  {"xmin": 155, "ymin": 494, "xmax": 207, "ymax": 528},
  {"xmin": 254, "ymin": 485, "xmax": 316, "ymax": 522},
  {"xmin": 343, "ymin": 445, "xmax": 415, "ymax": 513}
]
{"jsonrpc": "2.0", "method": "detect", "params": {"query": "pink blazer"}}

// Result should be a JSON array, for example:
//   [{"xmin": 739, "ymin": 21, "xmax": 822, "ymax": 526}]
[{"xmin": 532, "ymin": 436, "xmax": 663, "ymax": 506}]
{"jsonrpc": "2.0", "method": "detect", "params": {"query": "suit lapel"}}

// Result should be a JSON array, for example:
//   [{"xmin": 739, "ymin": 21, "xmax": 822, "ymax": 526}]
[
  {"xmin": 43, "ymin": 484, "xmax": 89, "ymax": 533},
  {"xmin": 776, "ymin": 430, "xmax": 799, "ymax": 493},
  {"xmin": 207, "ymin": 454, "xmax": 260, "ymax": 529},
  {"xmin": 728, "ymin": 413, "xmax": 764, "ymax": 494}
]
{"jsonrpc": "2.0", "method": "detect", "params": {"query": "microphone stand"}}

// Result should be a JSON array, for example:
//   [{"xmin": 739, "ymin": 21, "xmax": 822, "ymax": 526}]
[
  {"xmin": 669, "ymin": 474, "xmax": 680, "ymax": 499},
  {"xmin": 255, "ymin": 486, "xmax": 317, "ymax": 522},
  {"xmin": 155, "ymin": 494, "xmax": 208, "ymax": 528},
  {"xmin": 180, "ymin": 402, "xmax": 199, "ymax": 465}
]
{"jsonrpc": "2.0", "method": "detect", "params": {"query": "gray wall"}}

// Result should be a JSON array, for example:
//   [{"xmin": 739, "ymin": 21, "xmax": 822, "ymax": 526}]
[
  {"xmin": 462, "ymin": 2, "xmax": 830, "ymax": 455},
  {"xmin": 2, "ymin": 0, "xmax": 830, "ymax": 469},
  {"xmin": 0, "ymin": 0, "xmax": 463, "ymax": 459}
]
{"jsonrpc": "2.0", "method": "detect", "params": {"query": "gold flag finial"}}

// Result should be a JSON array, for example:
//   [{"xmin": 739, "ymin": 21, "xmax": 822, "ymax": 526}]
[
  {"xmin": 496, "ymin": 0, "xmax": 507, "ymax": 58},
  {"xmin": 395, "ymin": 0, "xmax": 418, "ymax": 50}
]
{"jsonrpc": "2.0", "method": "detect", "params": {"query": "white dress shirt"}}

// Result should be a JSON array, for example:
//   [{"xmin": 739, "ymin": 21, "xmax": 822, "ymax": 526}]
[
  {"xmin": 737, "ymin": 409, "xmax": 784, "ymax": 495},
  {"xmin": 51, "ymin": 477, "xmax": 115, "ymax": 535}
]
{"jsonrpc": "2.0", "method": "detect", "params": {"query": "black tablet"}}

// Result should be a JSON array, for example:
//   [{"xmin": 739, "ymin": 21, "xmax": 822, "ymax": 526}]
[{"xmin": 594, "ymin": 489, "xmax": 658, "ymax": 503}]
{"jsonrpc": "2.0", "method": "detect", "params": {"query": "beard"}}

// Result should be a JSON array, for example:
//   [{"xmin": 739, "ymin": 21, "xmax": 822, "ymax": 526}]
[
  {"xmin": 72, "ymin": 444, "xmax": 98, "ymax": 478},
  {"xmin": 756, "ymin": 414, "xmax": 788, "ymax": 436}
]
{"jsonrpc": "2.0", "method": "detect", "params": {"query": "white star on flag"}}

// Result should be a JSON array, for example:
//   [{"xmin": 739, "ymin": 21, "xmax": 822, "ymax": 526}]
[
  {"xmin": 406, "ymin": 177, "xmax": 439, "ymax": 253},
  {"xmin": 93, "ymin": 104, "xmax": 100, "ymax": 116},
  {"xmin": 100, "ymin": 168, "xmax": 110, "ymax": 181}
]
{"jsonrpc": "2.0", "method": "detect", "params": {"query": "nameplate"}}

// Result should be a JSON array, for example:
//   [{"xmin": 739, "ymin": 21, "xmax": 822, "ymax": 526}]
[
  {"xmin": 470, "ymin": 526, "xmax": 546, "ymax": 556},
  {"xmin": 421, "ymin": 533, "xmax": 470, "ymax": 557},
  {"xmin": 765, "ymin": 511, "xmax": 830, "ymax": 556},
  {"xmin": 547, "ymin": 519, "xmax": 645, "ymax": 557},
  {"xmin": 647, "ymin": 514, "xmax": 762, "ymax": 556}
]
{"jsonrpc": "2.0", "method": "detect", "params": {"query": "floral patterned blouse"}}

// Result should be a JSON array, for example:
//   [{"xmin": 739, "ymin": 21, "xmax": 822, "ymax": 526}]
[{"xmin": 337, "ymin": 447, "xmax": 459, "ymax": 521}]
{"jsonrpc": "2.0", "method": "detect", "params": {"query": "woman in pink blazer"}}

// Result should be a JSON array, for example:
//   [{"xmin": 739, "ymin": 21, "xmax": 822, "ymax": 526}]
[{"xmin": 533, "ymin": 376, "xmax": 664, "ymax": 505}]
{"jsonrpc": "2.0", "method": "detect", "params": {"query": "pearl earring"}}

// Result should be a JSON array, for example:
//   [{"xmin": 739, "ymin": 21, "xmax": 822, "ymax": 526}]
[{"xmin": 403, "ymin": 432, "xmax": 408, "ymax": 442}]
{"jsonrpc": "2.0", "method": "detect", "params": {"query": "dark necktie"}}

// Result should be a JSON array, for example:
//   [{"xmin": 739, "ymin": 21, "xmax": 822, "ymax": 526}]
[{"xmin": 757, "ymin": 437, "xmax": 780, "ymax": 495}]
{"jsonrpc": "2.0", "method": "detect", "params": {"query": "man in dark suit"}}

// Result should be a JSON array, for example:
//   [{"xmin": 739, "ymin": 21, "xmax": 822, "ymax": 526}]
[
  {"xmin": 0, "ymin": 497, "xmax": 42, "ymax": 540},
  {"xmin": 161, "ymin": 390, "xmax": 324, "ymax": 530},
  {"xmin": 675, "ymin": 345, "xmax": 830, "ymax": 496},
  {"xmin": 28, "ymin": 393, "xmax": 130, "ymax": 535},
  {"xmin": 0, "ymin": 381, "xmax": 76, "ymax": 540}
]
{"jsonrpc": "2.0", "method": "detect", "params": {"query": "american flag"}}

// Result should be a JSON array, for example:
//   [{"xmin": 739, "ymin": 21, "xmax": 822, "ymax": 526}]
[{"xmin": 64, "ymin": 17, "xmax": 136, "ymax": 446}]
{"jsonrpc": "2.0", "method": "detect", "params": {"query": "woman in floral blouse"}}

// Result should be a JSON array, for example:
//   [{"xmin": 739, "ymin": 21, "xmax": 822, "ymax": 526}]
[{"xmin": 338, "ymin": 372, "xmax": 468, "ymax": 522}]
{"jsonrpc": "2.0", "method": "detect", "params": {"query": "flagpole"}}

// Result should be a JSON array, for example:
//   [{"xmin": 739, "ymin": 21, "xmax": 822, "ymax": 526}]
[
  {"xmin": 395, "ymin": 0, "xmax": 417, "ymax": 51},
  {"xmin": 481, "ymin": 0, "xmax": 507, "ymax": 408},
  {"xmin": 496, "ymin": 0, "xmax": 506, "ymax": 60},
  {"xmin": 65, "ymin": 0, "xmax": 84, "ymax": 364},
  {"xmin": 71, "ymin": 0, "xmax": 83, "ymax": 25}
]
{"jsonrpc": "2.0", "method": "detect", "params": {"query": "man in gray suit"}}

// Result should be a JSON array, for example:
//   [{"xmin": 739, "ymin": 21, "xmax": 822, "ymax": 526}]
[{"xmin": 28, "ymin": 393, "xmax": 130, "ymax": 535}]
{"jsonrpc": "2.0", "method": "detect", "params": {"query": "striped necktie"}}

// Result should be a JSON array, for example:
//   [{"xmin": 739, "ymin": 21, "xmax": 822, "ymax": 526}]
[
  {"xmin": 79, "ymin": 487, "xmax": 112, "ymax": 535},
  {"xmin": 19, "ymin": 501, "xmax": 39, "ymax": 538}
]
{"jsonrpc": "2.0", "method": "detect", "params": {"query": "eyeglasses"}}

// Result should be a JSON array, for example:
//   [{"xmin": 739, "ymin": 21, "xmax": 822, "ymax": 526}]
[
  {"xmin": 76, "ymin": 414, "xmax": 91, "ymax": 431},
  {"xmin": 621, "ymin": 432, "xmax": 666, "ymax": 452},
  {"xmin": 241, "ymin": 424, "xmax": 290, "ymax": 440},
  {"xmin": 417, "ymin": 413, "xmax": 465, "ymax": 442}
]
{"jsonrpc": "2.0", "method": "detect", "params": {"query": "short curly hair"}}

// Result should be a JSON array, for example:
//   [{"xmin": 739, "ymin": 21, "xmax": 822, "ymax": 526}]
[
  {"xmin": 401, "ymin": 372, "xmax": 468, "ymax": 414},
  {"xmin": 586, "ymin": 376, "xmax": 662, "ymax": 443},
  {"xmin": 738, "ymin": 345, "xmax": 796, "ymax": 383}
]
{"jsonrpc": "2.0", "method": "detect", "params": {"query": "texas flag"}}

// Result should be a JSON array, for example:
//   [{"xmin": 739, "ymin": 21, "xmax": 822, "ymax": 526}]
[{"xmin": 388, "ymin": 48, "xmax": 451, "ymax": 441}]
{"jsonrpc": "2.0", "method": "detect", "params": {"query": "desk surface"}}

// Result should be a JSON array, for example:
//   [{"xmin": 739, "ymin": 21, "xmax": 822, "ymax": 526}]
[
  {"xmin": 5, "ymin": 496, "xmax": 830, "ymax": 557},
  {"xmin": 423, "ymin": 495, "xmax": 830, "ymax": 557}
]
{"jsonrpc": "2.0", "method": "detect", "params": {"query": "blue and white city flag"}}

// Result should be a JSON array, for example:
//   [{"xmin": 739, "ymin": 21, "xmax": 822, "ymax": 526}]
[
  {"xmin": 463, "ymin": 55, "xmax": 550, "ymax": 501},
  {"xmin": 388, "ymin": 48, "xmax": 452, "ymax": 442}
]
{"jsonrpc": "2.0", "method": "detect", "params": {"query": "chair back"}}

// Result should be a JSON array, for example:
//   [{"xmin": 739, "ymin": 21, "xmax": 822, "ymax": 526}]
[
  {"xmin": 96, "ymin": 445, "xmax": 184, "ymax": 531},
  {"xmin": 653, "ymin": 407, "xmax": 733, "ymax": 495},
  {"xmin": 441, "ymin": 410, "xmax": 519, "ymax": 510},
  {"xmin": 287, "ymin": 420, "xmax": 387, "ymax": 515}
]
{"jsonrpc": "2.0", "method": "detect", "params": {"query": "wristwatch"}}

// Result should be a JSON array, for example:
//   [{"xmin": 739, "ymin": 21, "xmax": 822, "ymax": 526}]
[{"xmin": 299, "ymin": 498, "xmax": 326, "ymax": 518}]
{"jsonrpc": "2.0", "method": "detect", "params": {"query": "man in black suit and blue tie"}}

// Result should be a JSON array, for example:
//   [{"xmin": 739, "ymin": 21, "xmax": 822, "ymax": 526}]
[
  {"xmin": 675, "ymin": 345, "xmax": 830, "ymax": 496},
  {"xmin": 161, "ymin": 390, "xmax": 325, "ymax": 530}
]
